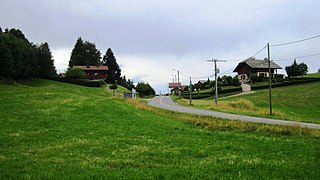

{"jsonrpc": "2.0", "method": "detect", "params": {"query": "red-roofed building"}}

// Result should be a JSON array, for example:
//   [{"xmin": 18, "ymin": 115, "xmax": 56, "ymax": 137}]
[
  {"xmin": 168, "ymin": 82, "xmax": 186, "ymax": 94},
  {"xmin": 73, "ymin": 66, "xmax": 108, "ymax": 79}
]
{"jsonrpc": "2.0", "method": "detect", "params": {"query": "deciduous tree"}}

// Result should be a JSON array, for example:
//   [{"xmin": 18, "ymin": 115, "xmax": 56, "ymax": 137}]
[
  {"xmin": 285, "ymin": 59, "xmax": 308, "ymax": 78},
  {"xmin": 135, "ymin": 82, "xmax": 155, "ymax": 97}
]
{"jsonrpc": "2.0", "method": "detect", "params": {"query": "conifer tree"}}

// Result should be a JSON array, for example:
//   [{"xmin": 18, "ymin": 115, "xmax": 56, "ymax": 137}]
[
  {"xmin": 37, "ymin": 42, "xmax": 57, "ymax": 77},
  {"xmin": 69, "ymin": 37, "xmax": 101, "ymax": 67},
  {"xmin": 102, "ymin": 48, "xmax": 121, "ymax": 83}
]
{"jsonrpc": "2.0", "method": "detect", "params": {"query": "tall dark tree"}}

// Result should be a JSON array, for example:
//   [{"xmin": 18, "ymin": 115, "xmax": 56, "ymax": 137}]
[
  {"xmin": 102, "ymin": 48, "xmax": 121, "ymax": 83},
  {"xmin": 0, "ymin": 27, "xmax": 57, "ymax": 79},
  {"xmin": 69, "ymin": 37, "xmax": 101, "ymax": 67},
  {"xmin": 0, "ymin": 33, "xmax": 14, "ymax": 78},
  {"xmin": 8, "ymin": 28, "xmax": 28, "ymax": 41},
  {"xmin": 3, "ymin": 29, "xmax": 38, "ymax": 78},
  {"xmin": 69, "ymin": 37, "xmax": 84, "ymax": 67},
  {"xmin": 37, "ymin": 42, "xmax": 57, "ymax": 77}
]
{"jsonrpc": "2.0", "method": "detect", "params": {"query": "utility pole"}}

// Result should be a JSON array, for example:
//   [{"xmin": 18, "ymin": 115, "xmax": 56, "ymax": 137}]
[
  {"xmin": 175, "ymin": 74, "xmax": 177, "ymax": 84},
  {"xmin": 267, "ymin": 43, "xmax": 272, "ymax": 115},
  {"xmin": 177, "ymin": 70, "xmax": 180, "ymax": 84},
  {"xmin": 207, "ymin": 59, "xmax": 226, "ymax": 106},
  {"xmin": 172, "ymin": 69, "xmax": 180, "ymax": 95},
  {"xmin": 189, "ymin": 76, "xmax": 192, "ymax": 105}
]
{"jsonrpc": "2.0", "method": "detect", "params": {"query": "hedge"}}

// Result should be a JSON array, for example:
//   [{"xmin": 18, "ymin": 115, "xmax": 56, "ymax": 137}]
[
  {"xmin": 251, "ymin": 78, "xmax": 320, "ymax": 90},
  {"xmin": 46, "ymin": 77, "xmax": 101, "ymax": 87},
  {"xmin": 181, "ymin": 86, "xmax": 242, "ymax": 99}
]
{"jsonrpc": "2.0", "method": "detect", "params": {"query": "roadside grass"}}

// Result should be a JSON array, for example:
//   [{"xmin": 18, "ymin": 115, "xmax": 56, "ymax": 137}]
[
  {"xmin": 177, "ymin": 81, "xmax": 320, "ymax": 124},
  {"xmin": 1, "ymin": 79, "xmax": 320, "ymax": 179}
]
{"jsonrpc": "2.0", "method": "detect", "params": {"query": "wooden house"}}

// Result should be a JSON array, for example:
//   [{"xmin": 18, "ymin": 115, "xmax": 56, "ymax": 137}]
[
  {"xmin": 233, "ymin": 58, "xmax": 282, "ymax": 81},
  {"xmin": 73, "ymin": 66, "xmax": 108, "ymax": 79}
]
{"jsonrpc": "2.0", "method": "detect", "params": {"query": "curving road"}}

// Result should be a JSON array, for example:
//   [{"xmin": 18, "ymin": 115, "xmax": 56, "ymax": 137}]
[{"xmin": 148, "ymin": 96, "xmax": 320, "ymax": 129}]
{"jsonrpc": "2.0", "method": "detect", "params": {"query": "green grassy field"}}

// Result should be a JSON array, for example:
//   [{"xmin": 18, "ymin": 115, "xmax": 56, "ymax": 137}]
[
  {"xmin": 178, "ymin": 79, "xmax": 320, "ymax": 124},
  {"xmin": 0, "ymin": 79, "xmax": 320, "ymax": 178}
]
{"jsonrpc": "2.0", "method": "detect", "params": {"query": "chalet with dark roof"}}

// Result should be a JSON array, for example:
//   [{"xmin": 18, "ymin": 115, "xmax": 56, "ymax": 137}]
[
  {"xmin": 73, "ymin": 65, "xmax": 108, "ymax": 79},
  {"xmin": 233, "ymin": 58, "xmax": 282, "ymax": 81}
]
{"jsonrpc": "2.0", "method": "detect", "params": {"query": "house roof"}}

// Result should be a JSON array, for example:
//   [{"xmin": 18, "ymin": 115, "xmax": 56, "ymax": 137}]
[
  {"xmin": 168, "ymin": 82, "xmax": 182, "ymax": 88},
  {"xmin": 73, "ymin": 66, "xmax": 108, "ymax": 71},
  {"xmin": 233, "ymin": 58, "xmax": 282, "ymax": 72}
]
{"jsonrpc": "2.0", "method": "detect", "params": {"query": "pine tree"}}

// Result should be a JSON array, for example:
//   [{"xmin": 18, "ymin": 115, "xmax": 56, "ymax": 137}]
[
  {"xmin": 69, "ymin": 37, "xmax": 101, "ymax": 67},
  {"xmin": 102, "ymin": 48, "xmax": 121, "ymax": 83},
  {"xmin": 69, "ymin": 37, "xmax": 84, "ymax": 67},
  {"xmin": 37, "ymin": 42, "xmax": 57, "ymax": 77}
]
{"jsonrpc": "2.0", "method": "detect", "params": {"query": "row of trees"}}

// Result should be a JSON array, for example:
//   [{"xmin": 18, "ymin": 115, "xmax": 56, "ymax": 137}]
[
  {"xmin": 285, "ymin": 59, "xmax": 308, "ymax": 78},
  {"xmin": 185, "ymin": 76, "xmax": 240, "ymax": 92},
  {"xmin": 0, "ymin": 28, "xmax": 56, "ymax": 79}
]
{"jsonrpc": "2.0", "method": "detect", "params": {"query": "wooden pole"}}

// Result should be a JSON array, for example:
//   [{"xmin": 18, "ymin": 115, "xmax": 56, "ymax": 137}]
[
  {"xmin": 189, "ymin": 76, "xmax": 192, "ymax": 105},
  {"xmin": 267, "ymin": 43, "xmax": 273, "ymax": 115}
]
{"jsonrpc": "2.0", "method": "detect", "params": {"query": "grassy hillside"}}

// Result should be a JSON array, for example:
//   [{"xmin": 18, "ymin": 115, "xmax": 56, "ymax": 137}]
[
  {"xmin": 0, "ymin": 79, "xmax": 320, "ymax": 178},
  {"xmin": 178, "ymin": 81, "xmax": 320, "ymax": 124}
]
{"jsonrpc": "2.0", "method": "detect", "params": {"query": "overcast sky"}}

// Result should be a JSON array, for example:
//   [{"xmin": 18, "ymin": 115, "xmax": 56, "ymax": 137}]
[{"xmin": 1, "ymin": 0, "xmax": 319, "ymax": 93}]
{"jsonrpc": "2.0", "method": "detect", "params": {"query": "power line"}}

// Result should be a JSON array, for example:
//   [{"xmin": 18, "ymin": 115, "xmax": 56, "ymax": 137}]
[
  {"xmin": 251, "ymin": 45, "xmax": 267, "ymax": 57},
  {"xmin": 219, "ymin": 68, "xmax": 235, "ymax": 75},
  {"xmin": 274, "ymin": 53, "xmax": 320, "ymax": 62},
  {"xmin": 270, "ymin": 34, "xmax": 320, "ymax": 47},
  {"xmin": 191, "ymin": 74, "xmax": 214, "ymax": 79}
]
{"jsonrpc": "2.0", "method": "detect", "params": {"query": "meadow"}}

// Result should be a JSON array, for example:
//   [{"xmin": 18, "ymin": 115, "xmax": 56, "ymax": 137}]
[
  {"xmin": 0, "ymin": 79, "xmax": 319, "ymax": 179},
  {"xmin": 177, "ymin": 79, "xmax": 320, "ymax": 124}
]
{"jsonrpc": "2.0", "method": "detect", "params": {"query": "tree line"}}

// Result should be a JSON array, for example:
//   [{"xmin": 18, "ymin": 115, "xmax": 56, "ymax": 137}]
[
  {"xmin": 285, "ymin": 59, "xmax": 308, "ymax": 78},
  {"xmin": 0, "ymin": 28, "xmax": 56, "ymax": 79}
]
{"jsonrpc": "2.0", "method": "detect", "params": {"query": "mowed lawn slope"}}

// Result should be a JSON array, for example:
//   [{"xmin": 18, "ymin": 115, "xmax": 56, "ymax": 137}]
[
  {"xmin": 178, "ymin": 80, "xmax": 320, "ymax": 124},
  {"xmin": 0, "ymin": 80, "xmax": 319, "ymax": 179}
]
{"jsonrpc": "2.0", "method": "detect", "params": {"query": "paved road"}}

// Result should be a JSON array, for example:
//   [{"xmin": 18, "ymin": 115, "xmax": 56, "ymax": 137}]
[{"xmin": 148, "ymin": 96, "xmax": 320, "ymax": 129}]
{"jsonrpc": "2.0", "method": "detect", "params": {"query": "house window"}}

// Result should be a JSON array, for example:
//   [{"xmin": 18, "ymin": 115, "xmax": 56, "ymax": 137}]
[
  {"xmin": 94, "ymin": 73, "xmax": 98, "ymax": 76},
  {"xmin": 258, "ymin": 72, "xmax": 268, "ymax": 77}
]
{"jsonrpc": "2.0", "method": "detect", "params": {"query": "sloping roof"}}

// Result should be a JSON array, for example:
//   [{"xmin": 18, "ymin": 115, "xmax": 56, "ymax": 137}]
[
  {"xmin": 242, "ymin": 58, "xmax": 282, "ymax": 69},
  {"xmin": 233, "ymin": 58, "xmax": 282, "ymax": 72},
  {"xmin": 168, "ymin": 82, "xmax": 181, "ymax": 88},
  {"xmin": 73, "ymin": 66, "xmax": 108, "ymax": 71}
]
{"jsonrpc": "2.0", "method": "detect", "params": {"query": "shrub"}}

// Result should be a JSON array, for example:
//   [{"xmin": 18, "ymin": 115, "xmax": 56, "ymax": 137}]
[
  {"xmin": 250, "ymin": 74, "xmax": 259, "ymax": 84},
  {"xmin": 65, "ymin": 68, "xmax": 85, "ymax": 80},
  {"xmin": 232, "ymin": 76, "xmax": 240, "ymax": 86}
]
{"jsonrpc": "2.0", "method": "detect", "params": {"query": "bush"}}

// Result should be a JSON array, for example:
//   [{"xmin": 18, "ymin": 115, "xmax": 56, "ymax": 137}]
[
  {"xmin": 232, "ymin": 76, "xmax": 240, "ymax": 86},
  {"xmin": 109, "ymin": 83, "xmax": 118, "ymax": 96},
  {"xmin": 109, "ymin": 83, "xmax": 118, "ymax": 90},
  {"xmin": 250, "ymin": 74, "xmax": 259, "ymax": 84},
  {"xmin": 46, "ymin": 77, "xmax": 101, "ymax": 87},
  {"xmin": 65, "ymin": 68, "xmax": 85, "ymax": 80}
]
